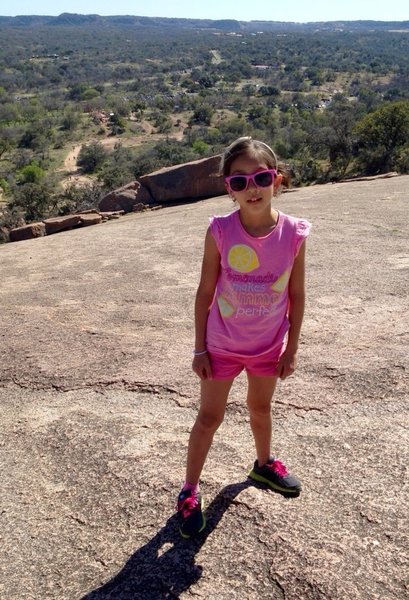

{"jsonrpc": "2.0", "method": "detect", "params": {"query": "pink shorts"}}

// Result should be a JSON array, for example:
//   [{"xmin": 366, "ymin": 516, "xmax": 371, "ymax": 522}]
[{"xmin": 209, "ymin": 346, "xmax": 282, "ymax": 379}]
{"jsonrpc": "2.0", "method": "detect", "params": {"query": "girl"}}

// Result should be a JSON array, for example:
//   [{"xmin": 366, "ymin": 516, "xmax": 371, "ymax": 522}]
[{"xmin": 177, "ymin": 137, "xmax": 311, "ymax": 538}]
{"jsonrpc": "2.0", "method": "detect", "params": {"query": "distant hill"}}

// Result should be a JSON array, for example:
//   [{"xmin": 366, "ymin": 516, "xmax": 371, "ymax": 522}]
[{"xmin": 0, "ymin": 13, "xmax": 408, "ymax": 32}]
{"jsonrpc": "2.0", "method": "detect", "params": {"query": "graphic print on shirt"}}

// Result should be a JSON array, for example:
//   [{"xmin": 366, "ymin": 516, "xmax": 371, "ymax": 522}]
[
  {"xmin": 271, "ymin": 268, "xmax": 291, "ymax": 292},
  {"xmin": 217, "ymin": 243, "xmax": 290, "ymax": 319},
  {"xmin": 227, "ymin": 244, "xmax": 260, "ymax": 273},
  {"xmin": 217, "ymin": 295, "xmax": 235, "ymax": 317}
]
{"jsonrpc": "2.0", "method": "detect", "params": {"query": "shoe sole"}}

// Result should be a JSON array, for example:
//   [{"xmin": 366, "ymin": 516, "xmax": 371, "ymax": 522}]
[
  {"xmin": 248, "ymin": 470, "xmax": 301, "ymax": 496},
  {"xmin": 179, "ymin": 498, "xmax": 206, "ymax": 539}
]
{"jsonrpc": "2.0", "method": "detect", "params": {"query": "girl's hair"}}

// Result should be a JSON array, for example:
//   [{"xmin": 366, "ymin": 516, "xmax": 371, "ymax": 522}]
[{"xmin": 220, "ymin": 136, "xmax": 290, "ymax": 188}]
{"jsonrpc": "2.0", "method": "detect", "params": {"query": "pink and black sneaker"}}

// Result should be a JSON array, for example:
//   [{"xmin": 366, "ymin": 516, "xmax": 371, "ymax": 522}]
[
  {"xmin": 249, "ymin": 457, "xmax": 302, "ymax": 496},
  {"xmin": 177, "ymin": 488, "xmax": 206, "ymax": 538}
]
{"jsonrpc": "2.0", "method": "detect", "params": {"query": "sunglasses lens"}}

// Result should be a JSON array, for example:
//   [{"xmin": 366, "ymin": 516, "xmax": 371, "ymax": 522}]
[
  {"xmin": 254, "ymin": 171, "xmax": 274, "ymax": 187},
  {"xmin": 229, "ymin": 176, "xmax": 247, "ymax": 192},
  {"xmin": 227, "ymin": 170, "xmax": 275, "ymax": 192}
]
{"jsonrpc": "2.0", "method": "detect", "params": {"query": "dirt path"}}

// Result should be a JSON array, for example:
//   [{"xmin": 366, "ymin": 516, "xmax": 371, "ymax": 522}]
[{"xmin": 60, "ymin": 119, "xmax": 186, "ymax": 189}]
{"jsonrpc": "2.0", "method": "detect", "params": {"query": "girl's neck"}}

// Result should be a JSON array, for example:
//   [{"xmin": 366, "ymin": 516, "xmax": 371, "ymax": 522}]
[{"xmin": 238, "ymin": 207, "xmax": 279, "ymax": 238}]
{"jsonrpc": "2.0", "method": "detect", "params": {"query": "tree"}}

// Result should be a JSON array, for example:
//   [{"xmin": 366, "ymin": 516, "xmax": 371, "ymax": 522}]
[
  {"xmin": 98, "ymin": 144, "xmax": 135, "ymax": 190},
  {"xmin": 190, "ymin": 105, "xmax": 214, "ymax": 126},
  {"xmin": 77, "ymin": 142, "xmax": 107, "ymax": 173},
  {"xmin": 9, "ymin": 181, "xmax": 55, "ymax": 222},
  {"xmin": 258, "ymin": 85, "xmax": 281, "ymax": 99},
  {"xmin": 58, "ymin": 182, "xmax": 103, "ymax": 215},
  {"xmin": 60, "ymin": 109, "xmax": 81, "ymax": 132},
  {"xmin": 354, "ymin": 100, "xmax": 409, "ymax": 174},
  {"xmin": 310, "ymin": 96, "xmax": 358, "ymax": 179},
  {"xmin": 108, "ymin": 113, "xmax": 126, "ymax": 135},
  {"xmin": 151, "ymin": 111, "xmax": 172, "ymax": 134},
  {"xmin": 192, "ymin": 140, "xmax": 210, "ymax": 156},
  {"xmin": 0, "ymin": 128, "xmax": 17, "ymax": 159},
  {"xmin": 0, "ymin": 177, "xmax": 9, "ymax": 194},
  {"xmin": 18, "ymin": 163, "xmax": 46, "ymax": 185}
]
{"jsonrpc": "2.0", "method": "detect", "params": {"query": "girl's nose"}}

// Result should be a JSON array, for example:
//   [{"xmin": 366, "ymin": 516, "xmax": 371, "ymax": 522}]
[{"xmin": 247, "ymin": 176, "xmax": 258, "ymax": 190}]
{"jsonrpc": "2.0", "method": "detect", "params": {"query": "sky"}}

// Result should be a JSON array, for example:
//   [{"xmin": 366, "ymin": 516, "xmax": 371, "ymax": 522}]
[{"xmin": 1, "ymin": 0, "xmax": 408, "ymax": 23}]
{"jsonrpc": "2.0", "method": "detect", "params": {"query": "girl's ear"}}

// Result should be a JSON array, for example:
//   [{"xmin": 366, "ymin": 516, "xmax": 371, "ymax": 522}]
[
  {"xmin": 274, "ymin": 173, "xmax": 283, "ymax": 190},
  {"xmin": 225, "ymin": 182, "xmax": 233, "ymax": 198}
]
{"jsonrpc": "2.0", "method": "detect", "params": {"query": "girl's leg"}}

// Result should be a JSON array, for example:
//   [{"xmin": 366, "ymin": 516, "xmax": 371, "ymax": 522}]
[
  {"xmin": 246, "ymin": 374, "xmax": 278, "ymax": 466},
  {"xmin": 185, "ymin": 377, "xmax": 234, "ymax": 485}
]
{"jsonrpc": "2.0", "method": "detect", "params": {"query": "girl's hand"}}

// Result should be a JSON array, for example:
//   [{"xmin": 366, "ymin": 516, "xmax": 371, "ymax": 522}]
[
  {"xmin": 192, "ymin": 353, "xmax": 213, "ymax": 380},
  {"xmin": 277, "ymin": 349, "xmax": 297, "ymax": 380}
]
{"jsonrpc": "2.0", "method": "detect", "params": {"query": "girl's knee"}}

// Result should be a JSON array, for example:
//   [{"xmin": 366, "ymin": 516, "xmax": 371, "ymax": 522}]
[
  {"xmin": 196, "ymin": 410, "xmax": 224, "ymax": 432},
  {"xmin": 248, "ymin": 405, "xmax": 271, "ymax": 420}
]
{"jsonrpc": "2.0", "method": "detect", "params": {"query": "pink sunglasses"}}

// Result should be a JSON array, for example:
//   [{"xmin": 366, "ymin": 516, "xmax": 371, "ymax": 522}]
[{"xmin": 225, "ymin": 169, "xmax": 277, "ymax": 192}]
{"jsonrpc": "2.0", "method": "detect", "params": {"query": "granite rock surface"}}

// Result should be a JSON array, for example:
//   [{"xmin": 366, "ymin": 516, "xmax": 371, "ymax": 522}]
[{"xmin": 0, "ymin": 176, "xmax": 408, "ymax": 599}]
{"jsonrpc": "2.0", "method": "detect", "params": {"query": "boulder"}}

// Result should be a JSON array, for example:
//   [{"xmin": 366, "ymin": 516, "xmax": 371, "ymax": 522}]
[
  {"xmin": 78, "ymin": 213, "xmax": 102, "ymax": 226},
  {"xmin": 43, "ymin": 215, "xmax": 82, "ymax": 235},
  {"xmin": 99, "ymin": 181, "xmax": 153, "ymax": 213},
  {"xmin": 139, "ymin": 155, "xmax": 225, "ymax": 203},
  {"xmin": 9, "ymin": 222, "xmax": 46, "ymax": 242}
]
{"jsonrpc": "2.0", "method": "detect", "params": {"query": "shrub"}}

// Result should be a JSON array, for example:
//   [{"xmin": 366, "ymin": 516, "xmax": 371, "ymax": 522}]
[{"xmin": 77, "ymin": 142, "xmax": 107, "ymax": 173}]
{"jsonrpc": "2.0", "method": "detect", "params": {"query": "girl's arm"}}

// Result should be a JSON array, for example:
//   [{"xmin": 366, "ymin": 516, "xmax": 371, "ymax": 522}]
[
  {"xmin": 278, "ymin": 240, "xmax": 307, "ymax": 380},
  {"xmin": 192, "ymin": 227, "xmax": 220, "ymax": 380}
]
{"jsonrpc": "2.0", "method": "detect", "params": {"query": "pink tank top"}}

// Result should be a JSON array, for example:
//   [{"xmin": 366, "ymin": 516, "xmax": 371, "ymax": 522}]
[{"xmin": 206, "ymin": 209, "xmax": 311, "ymax": 357}]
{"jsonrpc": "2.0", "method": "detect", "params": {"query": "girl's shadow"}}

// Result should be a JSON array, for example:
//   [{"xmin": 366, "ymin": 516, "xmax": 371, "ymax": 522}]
[{"xmin": 81, "ymin": 480, "xmax": 254, "ymax": 600}]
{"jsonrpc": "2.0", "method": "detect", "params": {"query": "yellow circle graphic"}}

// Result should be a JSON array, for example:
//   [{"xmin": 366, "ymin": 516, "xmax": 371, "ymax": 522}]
[{"xmin": 227, "ymin": 244, "xmax": 259, "ymax": 273}]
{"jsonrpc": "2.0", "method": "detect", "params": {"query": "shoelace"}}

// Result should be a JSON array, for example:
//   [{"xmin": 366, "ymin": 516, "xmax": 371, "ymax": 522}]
[
  {"xmin": 178, "ymin": 494, "xmax": 200, "ymax": 519},
  {"xmin": 267, "ymin": 459, "xmax": 288, "ymax": 477}
]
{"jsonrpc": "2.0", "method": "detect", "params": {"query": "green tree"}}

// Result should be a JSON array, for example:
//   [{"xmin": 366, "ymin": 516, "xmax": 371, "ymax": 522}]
[
  {"xmin": 0, "ymin": 177, "xmax": 9, "ymax": 194},
  {"xmin": 0, "ymin": 129, "xmax": 17, "ymax": 159},
  {"xmin": 98, "ymin": 144, "xmax": 135, "ymax": 190},
  {"xmin": 9, "ymin": 181, "xmax": 55, "ymax": 222},
  {"xmin": 108, "ymin": 113, "xmax": 126, "ymax": 135},
  {"xmin": 18, "ymin": 163, "xmax": 46, "ymax": 185},
  {"xmin": 354, "ymin": 100, "xmax": 409, "ymax": 174},
  {"xmin": 58, "ymin": 182, "xmax": 103, "ymax": 215},
  {"xmin": 151, "ymin": 111, "xmax": 172, "ymax": 134},
  {"xmin": 77, "ymin": 142, "xmax": 107, "ymax": 173},
  {"xmin": 192, "ymin": 140, "xmax": 210, "ymax": 156},
  {"xmin": 190, "ymin": 104, "xmax": 214, "ymax": 126},
  {"xmin": 60, "ymin": 109, "xmax": 81, "ymax": 132}
]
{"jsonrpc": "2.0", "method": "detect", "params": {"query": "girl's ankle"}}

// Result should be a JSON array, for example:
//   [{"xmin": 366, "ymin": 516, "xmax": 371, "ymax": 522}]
[{"xmin": 182, "ymin": 481, "xmax": 200, "ymax": 494}]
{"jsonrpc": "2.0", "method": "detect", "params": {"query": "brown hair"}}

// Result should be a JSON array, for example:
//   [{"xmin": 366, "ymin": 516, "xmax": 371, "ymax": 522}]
[{"xmin": 220, "ymin": 136, "xmax": 290, "ymax": 188}]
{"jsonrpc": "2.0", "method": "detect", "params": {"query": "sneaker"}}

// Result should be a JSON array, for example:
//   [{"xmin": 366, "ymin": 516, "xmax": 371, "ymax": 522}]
[
  {"xmin": 177, "ymin": 488, "xmax": 206, "ymax": 538},
  {"xmin": 248, "ymin": 457, "xmax": 302, "ymax": 496}
]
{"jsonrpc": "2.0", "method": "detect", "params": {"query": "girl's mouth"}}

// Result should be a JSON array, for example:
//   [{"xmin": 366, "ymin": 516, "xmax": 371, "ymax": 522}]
[{"xmin": 248, "ymin": 197, "xmax": 261, "ymax": 203}]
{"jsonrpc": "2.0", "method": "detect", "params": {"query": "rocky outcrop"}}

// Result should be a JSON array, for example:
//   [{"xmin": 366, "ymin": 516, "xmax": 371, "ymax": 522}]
[
  {"xmin": 9, "ymin": 222, "xmax": 46, "ymax": 242},
  {"xmin": 98, "ymin": 155, "xmax": 225, "ymax": 214},
  {"xmin": 7, "ymin": 154, "xmax": 229, "ymax": 242},
  {"xmin": 139, "ymin": 155, "xmax": 225, "ymax": 203},
  {"xmin": 44, "ymin": 215, "xmax": 82, "ymax": 235},
  {"xmin": 78, "ymin": 213, "xmax": 102, "ymax": 226},
  {"xmin": 1, "ymin": 175, "xmax": 408, "ymax": 600},
  {"xmin": 99, "ymin": 181, "xmax": 153, "ymax": 212},
  {"xmin": 8, "ymin": 208, "xmax": 143, "ymax": 243}
]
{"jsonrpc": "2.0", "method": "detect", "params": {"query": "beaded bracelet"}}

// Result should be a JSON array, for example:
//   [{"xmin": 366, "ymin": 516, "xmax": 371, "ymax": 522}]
[{"xmin": 193, "ymin": 349, "xmax": 208, "ymax": 356}]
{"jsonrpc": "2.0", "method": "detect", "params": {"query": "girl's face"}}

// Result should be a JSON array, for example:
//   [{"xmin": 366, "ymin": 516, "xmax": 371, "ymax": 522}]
[{"xmin": 226, "ymin": 154, "xmax": 281, "ymax": 213}]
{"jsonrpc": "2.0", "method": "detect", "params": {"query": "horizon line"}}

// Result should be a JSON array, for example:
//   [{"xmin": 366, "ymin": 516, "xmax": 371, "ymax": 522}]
[{"xmin": 0, "ymin": 14, "xmax": 408, "ymax": 24}]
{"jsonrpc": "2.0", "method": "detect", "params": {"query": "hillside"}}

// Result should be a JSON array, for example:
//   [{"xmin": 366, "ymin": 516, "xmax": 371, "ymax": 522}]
[
  {"xmin": 1, "ymin": 177, "xmax": 408, "ymax": 599},
  {"xmin": 0, "ymin": 14, "xmax": 408, "ymax": 32},
  {"xmin": 1, "ymin": 11, "xmax": 409, "ymax": 231}
]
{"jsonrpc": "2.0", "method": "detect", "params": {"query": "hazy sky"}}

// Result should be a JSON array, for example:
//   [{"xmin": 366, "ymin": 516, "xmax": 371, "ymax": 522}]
[{"xmin": 1, "ymin": 0, "xmax": 408, "ymax": 22}]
